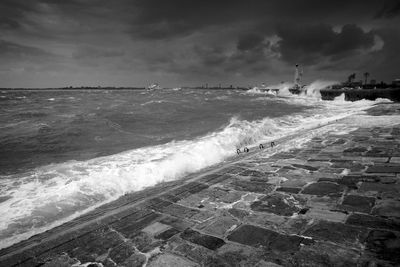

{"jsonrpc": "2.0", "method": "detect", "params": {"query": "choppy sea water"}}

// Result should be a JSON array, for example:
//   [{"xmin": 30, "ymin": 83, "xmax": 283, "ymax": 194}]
[{"xmin": 0, "ymin": 83, "xmax": 389, "ymax": 248}]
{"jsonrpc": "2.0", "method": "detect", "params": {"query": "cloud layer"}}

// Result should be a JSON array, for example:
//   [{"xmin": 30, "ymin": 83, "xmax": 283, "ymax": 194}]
[{"xmin": 0, "ymin": 0, "xmax": 399, "ymax": 87}]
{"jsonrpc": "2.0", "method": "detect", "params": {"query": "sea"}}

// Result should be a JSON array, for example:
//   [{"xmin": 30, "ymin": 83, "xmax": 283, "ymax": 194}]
[{"xmin": 0, "ymin": 81, "xmax": 388, "ymax": 249}]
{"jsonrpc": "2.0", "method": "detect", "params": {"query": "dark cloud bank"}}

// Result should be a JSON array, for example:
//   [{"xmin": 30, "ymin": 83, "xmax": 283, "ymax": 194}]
[{"xmin": 0, "ymin": 0, "xmax": 399, "ymax": 87}]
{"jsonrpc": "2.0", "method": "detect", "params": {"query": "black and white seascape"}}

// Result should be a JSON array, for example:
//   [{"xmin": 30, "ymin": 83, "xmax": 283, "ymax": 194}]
[{"xmin": 1, "ymin": 1, "xmax": 400, "ymax": 265}]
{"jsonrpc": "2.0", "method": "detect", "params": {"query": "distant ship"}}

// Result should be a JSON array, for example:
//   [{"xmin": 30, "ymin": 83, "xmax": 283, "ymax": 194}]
[{"xmin": 147, "ymin": 83, "xmax": 162, "ymax": 90}]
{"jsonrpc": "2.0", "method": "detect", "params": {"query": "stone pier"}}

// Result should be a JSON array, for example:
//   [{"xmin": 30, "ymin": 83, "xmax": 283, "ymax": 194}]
[{"xmin": 1, "ymin": 103, "xmax": 400, "ymax": 266}]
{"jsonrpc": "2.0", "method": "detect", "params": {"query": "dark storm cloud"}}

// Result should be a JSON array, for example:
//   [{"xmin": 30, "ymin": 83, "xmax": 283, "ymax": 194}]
[
  {"xmin": 375, "ymin": 0, "xmax": 400, "ymax": 18},
  {"xmin": 237, "ymin": 34, "xmax": 265, "ymax": 51},
  {"xmin": 0, "ymin": 0, "xmax": 399, "ymax": 87},
  {"xmin": 0, "ymin": 39, "xmax": 56, "ymax": 60},
  {"xmin": 72, "ymin": 46, "xmax": 124, "ymax": 59},
  {"xmin": 276, "ymin": 24, "xmax": 375, "ymax": 65}
]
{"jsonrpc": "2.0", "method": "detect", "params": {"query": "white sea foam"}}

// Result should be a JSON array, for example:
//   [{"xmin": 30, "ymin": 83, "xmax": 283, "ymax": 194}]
[{"xmin": 0, "ymin": 90, "xmax": 392, "ymax": 249}]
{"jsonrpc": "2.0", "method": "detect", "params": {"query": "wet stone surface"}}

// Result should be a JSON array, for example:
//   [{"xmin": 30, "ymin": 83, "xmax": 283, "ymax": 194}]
[
  {"xmin": 250, "ymin": 193, "xmax": 302, "ymax": 216},
  {"xmin": 301, "ymin": 181, "xmax": 345, "ymax": 197},
  {"xmin": 1, "ymin": 104, "xmax": 400, "ymax": 266}
]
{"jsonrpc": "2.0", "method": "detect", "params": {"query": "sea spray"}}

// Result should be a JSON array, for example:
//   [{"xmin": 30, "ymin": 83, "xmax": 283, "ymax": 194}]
[{"xmin": 300, "ymin": 80, "xmax": 338, "ymax": 98}]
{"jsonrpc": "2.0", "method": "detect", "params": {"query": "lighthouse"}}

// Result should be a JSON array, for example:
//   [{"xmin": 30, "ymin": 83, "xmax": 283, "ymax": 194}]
[{"xmin": 294, "ymin": 64, "xmax": 302, "ymax": 89}]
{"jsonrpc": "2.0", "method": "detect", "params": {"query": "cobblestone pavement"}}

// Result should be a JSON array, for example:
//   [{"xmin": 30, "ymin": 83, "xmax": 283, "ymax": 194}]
[{"xmin": 1, "ymin": 103, "xmax": 400, "ymax": 266}]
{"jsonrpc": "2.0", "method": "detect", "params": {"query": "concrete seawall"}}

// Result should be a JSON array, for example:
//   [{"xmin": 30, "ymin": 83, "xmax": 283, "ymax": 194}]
[{"xmin": 1, "ymin": 103, "xmax": 400, "ymax": 266}]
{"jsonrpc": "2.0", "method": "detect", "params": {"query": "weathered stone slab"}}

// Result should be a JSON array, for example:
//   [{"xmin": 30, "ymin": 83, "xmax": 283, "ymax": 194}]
[
  {"xmin": 164, "ymin": 182, "xmax": 209, "ymax": 201},
  {"xmin": 199, "ymin": 173, "xmax": 232, "ymax": 185},
  {"xmin": 345, "ymin": 213, "xmax": 400, "ymax": 231},
  {"xmin": 276, "ymin": 187, "xmax": 301, "ymax": 194},
  {"xmin": 338, "ymin": 195, "xmax": 375, "ymax": 213},
  {"xmin": 291, "ymin": 164, "xmax": 319, "ymax": 172},
  {"xmin": 180, "ymin": 228, "xmax": 225, "ymax": 250},
  {"xmin": 366, "ymin": 165, "xmax": 400, "ymax": 173},
  {"xmin": 159, "ymin": 216, "xmax": 194, "ymax": 231},
  {"xmin": 303, "ymin": 221, "xmax": 368, "ymax": 245},
  {"xmin": 301, "ymin": 182, "xmax": 345, "ymax": 197},
  {"xmin": 365, "ymin": 230, "xmax": 400, "ymax": 263},
  {"xmin": 344, "ymin": 147, "xmax": 368, "ymax": 153},
  {"xmin": 155, "ymin": 228, "xmax": 181, "ymax": 240},
  {"xmin": 372, "ymin": 199, "xmax": 400, "ymax": 218},
  {"xmin": 142, "ymin": 222, "xmax": 171, "ymax": 235},
  {"xmin": 230, "ymin": 179, "xmax": 274, "ymax": 193},
  {"xmin": 162, "ymin": 204, "xmax": 200, "ymax": 219},
  {"xmin": 202, "ymin": 216, "xmax": 239, "ymax": 236},
  {"xmin": 358, "ymin": 182, "xmax": 400, "ymax": 194},
  {"xmin": 227, "ymin": 224, "xmax": 307, "ymax": 252},
  {"xmin": 250, "ymin": 193, "xmax": 302, "ymax": 216},
  {"xmin": 147, "ymin": 253, "xmax": 199, "ymax": 267},
  {"xmin": 305, "ymin": 209, "xmax": 348, "ymax": 223},
  {"xmin": 110, "ymin": 210, "xmax": 161, "ymax": 238},
  {"xmin": 239, "ymin": 169, "xmax": 266, "ymax": 177}
]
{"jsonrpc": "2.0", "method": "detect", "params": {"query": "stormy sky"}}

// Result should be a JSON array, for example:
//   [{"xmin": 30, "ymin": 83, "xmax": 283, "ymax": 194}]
[{"xmin": 1, "ymin": 0, "xmax": 400, "ymax": 88}]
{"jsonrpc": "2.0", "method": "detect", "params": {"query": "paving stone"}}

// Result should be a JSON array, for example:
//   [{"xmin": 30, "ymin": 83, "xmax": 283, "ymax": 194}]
[
  {"xmin": 291, "ymin": 164, "xmax": 319, "ymax": 171},
  {"xmin": 155, "ymin": 228, "xmax": 181, "ymax": 240},
  {"xmin": 276, "ymin": 187, "xmax": 301, "ymax": 194},
  {"xmin": 307, "ymin": 196, "xmax": 339, "ymax": 210},
  {"xmin": 301, "ymin": 182, "xmax": 345, "ymax": 197},
  {"xmin": 159, "ymin": 215, "xmax": 194, "ymax": 231},
  {"xmin": 202, "ymin": 216, "xmax": 239, "ymax": 236},
  {"xmin": 303, "ymin": 221, "xmax": 368, "ymax": 245},
  {"xmin": 306, "ymin": 208, "xmax": 348, "ymax": 222},
  {"xmin": 111, "ymin": 210, "xmax": 161, "ymax": 238},
  {"xmin": 390, "ymin": 157, "xmax": 400, "ymax": 163},
  {"xmin": 199, "ymin": 173, "xmax": 232, "ymax": 185},
  {"xmin": 372, "ymin": 199, "xmax": 400, "ymax": 218},
  {"xmin": 239, "ymin": 169, "xmax": 267, "ymax": 177},
  {"xmin": 338, "ymin": 195, "xmax": 375, "ymax": 213},
  {"xmin": 250, "ymin": 193, "xmax": 302, "ymax": 216},
  {"xmin": 180, "ymin": 228, "xmax": 225, "ymax": 250},
  {"xmin": 365, "ymin": 230, "xmax": 400, "ymax": 263},
  {"xmin": 227, "ymin": 224, "xmax": 307, "ymax": 252},
  {"xmin": 366, "ymin": 165, "xmax": 400, "ymax": 173},
  {"xmin": 147, "ymin": 253, "xmax": 198, "ymax": 267},
  {"xmin": 244, "ymin": 212, "xmax": 287, "ymax": 231},
  {"xmin": 230, "ymin": 179, "xmax": 275, "ymax": 193},
  {"xmin": 344, "ymin": 147, "xmax": 368, "ymax": 153},
  {"xmin": 345, "ymin": 213, "xmax": 400, "ymax": 231},
  {"xmin": 165, "ymin": 182, "xmax": 209, "ymax": 201},
  {"xmin": 162, "ymin": 204, "xmax": 199, "ymax": 219},
  {"xmin": 142, "ymin": 222, "xmax": 171, "ymax": 235},
  {"xmin": 359, "ymin": 182, "xmax": 400, "ymax": 194}
]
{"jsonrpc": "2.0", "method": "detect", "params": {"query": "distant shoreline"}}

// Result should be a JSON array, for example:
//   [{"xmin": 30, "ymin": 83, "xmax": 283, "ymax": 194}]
[{"xmin": 0, "ymin": 87, "xmax": 249, "ymax": 91}]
